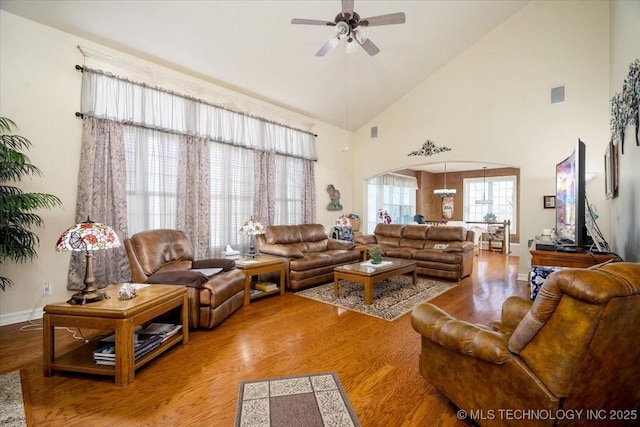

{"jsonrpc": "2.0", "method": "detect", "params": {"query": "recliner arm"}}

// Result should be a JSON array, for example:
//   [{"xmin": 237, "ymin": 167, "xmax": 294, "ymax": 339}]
[
  {"xmin": 355, "ymin": 234, "xmax": 377, "ymax": 245},
  {"xmin": 411, "ymin": 303, "xmax": 512, "ymax": 364},
  {"xmin": 192, "ymin": 258, "xmax": 236, "ymax": 271}
]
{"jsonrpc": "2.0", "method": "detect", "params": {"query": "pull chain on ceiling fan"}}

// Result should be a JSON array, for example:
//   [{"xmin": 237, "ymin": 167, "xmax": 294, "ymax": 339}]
[{"xmin": 291, "ymin": 0, "xmax": 406, "ymax": 57}]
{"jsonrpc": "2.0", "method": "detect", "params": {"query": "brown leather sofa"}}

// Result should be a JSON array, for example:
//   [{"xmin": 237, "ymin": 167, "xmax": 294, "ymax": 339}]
[
  {"xmin": 356, "ymin": 224, "xmax": 474, "ymax": 281},
  {"xmin": 255, "ymin": 224, "xmax": 361, "ymax": 291},
  {"xmin": 411, "ymin": 262, "xmax": 640, "ymax": 427},
  {"xmin": 124, "ymin": 229, "xmax": 245, "ymax": 329}
]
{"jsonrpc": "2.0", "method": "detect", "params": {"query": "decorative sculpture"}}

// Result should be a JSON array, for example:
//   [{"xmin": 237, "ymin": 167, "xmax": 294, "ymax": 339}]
[
  {"xmin": 407, "ymin": 139, "xmax": 452, "ymax": 157},
  {"xmin": 327, "ymin": 184, "xmax": 343, "ymax": 211},
  {"xmin": 610, "ymin": 58, "xmax": 639, "ymax": 154}
]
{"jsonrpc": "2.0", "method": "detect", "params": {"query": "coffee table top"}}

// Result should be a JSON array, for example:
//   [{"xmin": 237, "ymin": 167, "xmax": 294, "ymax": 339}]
[
  {"xmin": 334, "ymin": 258, "xmax": 416, "ymax": 277},
  {"xmin": 43, "ymin": 284, "xmax": 185, "ymax": 318}
]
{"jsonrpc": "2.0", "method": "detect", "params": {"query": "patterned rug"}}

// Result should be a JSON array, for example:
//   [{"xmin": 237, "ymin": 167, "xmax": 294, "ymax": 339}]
[
  {"xmin": 235, "ymin": 372, "xmax": 360, "ymax": 427},
  {"xmin": 295, "ymin": 275, "xmax": 456, "ymax": 321},
  {"xmin": 0, "ymin": 370, "xmax": 27, "ymax": 427}
]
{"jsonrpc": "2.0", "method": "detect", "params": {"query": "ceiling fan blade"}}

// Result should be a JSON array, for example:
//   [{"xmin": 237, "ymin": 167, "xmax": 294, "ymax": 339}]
[
  {"xmin": 291, "ymin": 18, "xmax": 334, "ymax": 26},
  {"xmin": 360, "ymin": 12, "xmax": 406, "ymax": 27},
  {"xmin": 342, "ymin": 0, "xmax": 354, "ymax": 18},
  {"xmin": 316, "ymin": 36, "xmax": 340, "ymax": 57},
  {"xmin": 358, "ymin": 37, "xmax": 380, "ymax": 56}
]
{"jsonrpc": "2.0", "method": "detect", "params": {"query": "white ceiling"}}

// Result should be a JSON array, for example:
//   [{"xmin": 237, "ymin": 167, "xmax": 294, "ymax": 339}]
[{"xmin": 1, "ymin": 0, "xmax": 529, "ymax": 132}]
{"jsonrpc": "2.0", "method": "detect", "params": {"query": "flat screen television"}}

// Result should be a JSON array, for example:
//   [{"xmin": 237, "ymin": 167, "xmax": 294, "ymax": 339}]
[{"xmin": 555, "ymin": 139, "xmax": 586, "ymax": 249}]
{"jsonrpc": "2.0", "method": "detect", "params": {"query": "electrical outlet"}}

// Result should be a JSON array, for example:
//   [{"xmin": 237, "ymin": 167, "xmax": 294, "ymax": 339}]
[{"xmin": 43, "ymin": 282, "xmax": 52, "ymax": 295}]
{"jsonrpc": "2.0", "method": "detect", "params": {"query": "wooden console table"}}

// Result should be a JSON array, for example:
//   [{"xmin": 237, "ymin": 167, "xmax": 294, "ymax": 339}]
[
  {"xmin": 43, "ymin": 284, "xmax": 188, "ymax": 386},
  {"xmin": 530, "ymin": 250, "xmax": 618, "ymax": 268}
]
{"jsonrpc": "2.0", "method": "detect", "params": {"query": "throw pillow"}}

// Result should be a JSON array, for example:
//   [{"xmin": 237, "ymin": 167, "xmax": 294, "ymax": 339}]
[{"xmin": 530, "ymin": 265, "xmax": 565, "ymax": 300}]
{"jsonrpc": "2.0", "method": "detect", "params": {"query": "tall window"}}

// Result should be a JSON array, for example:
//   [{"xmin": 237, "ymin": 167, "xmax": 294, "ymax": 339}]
[
  {"xmin": 209, "ymin": 142, "xmax": 254, "ymax": 253},
  {"xmin": 464, "ymin": 175, "xmax": 517, "ymax": 230},
  {"xmin": 366, "ymin": 174, "xmax": 417, "ymax": 233},
  {"xmin": 125, "ymin": 127, "xmax": 180, "ymax": 234},
  {"xmin": 274, "ymin": 155, "xmax": 304, "ymax": 225}
]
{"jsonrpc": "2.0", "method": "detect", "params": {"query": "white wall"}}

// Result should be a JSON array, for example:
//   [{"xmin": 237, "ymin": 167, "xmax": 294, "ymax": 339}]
[
  {"xmin": 0, "ymin": 11, "xmax": 350, "ymax": 323},
  {"xmin": 350, "ymin": 1, "xmax": 612, "ymax": 279},
  {"xmin": 609, "ymin": 0, "xmax": 640, "ymax": 262}
]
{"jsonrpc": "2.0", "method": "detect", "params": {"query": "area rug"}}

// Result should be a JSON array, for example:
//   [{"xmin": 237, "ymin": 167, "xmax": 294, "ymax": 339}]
[
  {"xmin": 235, "ymin": 372, "xmax": 360, "ymax": 427},
  {"xmin": 295, "ymin": 275, "xmax": 456, "ymax": 321},
  {"xmin": 0, "ymin": 370, "xmax": 27, "ymax": 427}
]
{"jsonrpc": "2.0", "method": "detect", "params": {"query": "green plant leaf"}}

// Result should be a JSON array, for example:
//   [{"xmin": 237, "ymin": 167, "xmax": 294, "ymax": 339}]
[{"xmin": 0, "ymin": 117, "xmax": 62, "ymax": 291}]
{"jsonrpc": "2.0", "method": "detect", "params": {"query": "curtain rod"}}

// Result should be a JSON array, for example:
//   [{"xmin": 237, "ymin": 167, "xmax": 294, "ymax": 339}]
[
  {"xmin": 74, "ymin": 65, "xmax": 318, "ymax": 138},
  {"xmin": 73, "ymin": 112, "xmax": 317, "ymax": 162}
]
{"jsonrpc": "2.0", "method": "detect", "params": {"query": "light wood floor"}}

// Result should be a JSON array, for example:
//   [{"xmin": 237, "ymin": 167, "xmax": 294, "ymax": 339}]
[{"xmin": 0, "ymin": 251, "xmax": 526, "ymax": 427}]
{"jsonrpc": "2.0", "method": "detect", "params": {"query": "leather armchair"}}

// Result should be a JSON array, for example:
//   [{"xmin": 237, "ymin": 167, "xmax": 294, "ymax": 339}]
[
  {"xmin": 124, "ymin": 229, "xmax": 245, "ymax": 329},
  {"xmin": 411, "ymin": 262, "xmax": 640, "ymax": 427}
]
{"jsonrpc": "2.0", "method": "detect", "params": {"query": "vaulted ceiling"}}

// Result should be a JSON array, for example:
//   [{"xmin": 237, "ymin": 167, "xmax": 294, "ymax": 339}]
[{"xmin": 1, "ymin": 0, "xmax": 529, "ymax": 132}]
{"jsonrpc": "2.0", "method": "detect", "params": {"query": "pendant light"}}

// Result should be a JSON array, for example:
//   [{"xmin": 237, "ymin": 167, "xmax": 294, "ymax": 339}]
[
  {"xmin": 476, "ymin": 167, "xmax": 493, "ymax": 205},
  {"xmin": 434, "ymin": 163, "xmax": 456, "ymax": 197}
]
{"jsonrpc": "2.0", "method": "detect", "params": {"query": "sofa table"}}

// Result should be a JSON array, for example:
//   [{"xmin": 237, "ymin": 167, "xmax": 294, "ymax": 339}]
[
  {"xmin": 334, "ymin": 258, "xmax": 417, "ymax": 305},
  {"xmin": 235, "ymin": 255, "xmax": 286, "ymax": 305},
  {"xmin": 43, "ymin": 284, "xmax": 188, "ymax": 387}
]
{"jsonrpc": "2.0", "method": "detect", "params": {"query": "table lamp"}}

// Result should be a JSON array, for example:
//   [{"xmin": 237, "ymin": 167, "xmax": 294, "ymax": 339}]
[
  {"xmin": 239, "ymin": 217, "xmax": 265, "ymax": 258},
  {"xmin": 56, "ymin": 217, "xmax": 121, "ymax": 305}
]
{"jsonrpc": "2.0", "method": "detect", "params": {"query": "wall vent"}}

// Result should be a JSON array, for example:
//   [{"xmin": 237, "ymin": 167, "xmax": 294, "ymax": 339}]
[
  {"xmin": 551, "ymin": 86, "xmax": 565, "ymax": 104},
  {"xmin": 371, "ymin": 126, "xmax": 378, "ymax": 138}
]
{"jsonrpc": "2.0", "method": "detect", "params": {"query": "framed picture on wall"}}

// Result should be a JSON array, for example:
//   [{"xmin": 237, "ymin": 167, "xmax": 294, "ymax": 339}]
[{"xmin": 543, "ymin": 195, "xmax": 556, "ymax": 209}]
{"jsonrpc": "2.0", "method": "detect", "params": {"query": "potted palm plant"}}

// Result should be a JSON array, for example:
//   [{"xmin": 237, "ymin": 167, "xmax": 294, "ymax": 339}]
[{"xmin": 0, "ymin": 117, "xmax": 62, "ymax": 290}]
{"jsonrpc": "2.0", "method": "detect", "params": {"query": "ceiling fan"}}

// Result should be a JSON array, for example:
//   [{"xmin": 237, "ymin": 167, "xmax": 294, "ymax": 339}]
[{"xmin": 291, "ymin": 0, "xmax": 406, "ymax": 57}]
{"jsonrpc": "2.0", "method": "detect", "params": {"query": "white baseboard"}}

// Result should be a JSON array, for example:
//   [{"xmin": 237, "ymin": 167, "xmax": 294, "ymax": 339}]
[
  {"xmin": 517, "ymin": 273, "xmax": 530, "ymax": 282},
  {"xmin": 0, "ymin": 308, "xmax": 44, "ymax": 326}
]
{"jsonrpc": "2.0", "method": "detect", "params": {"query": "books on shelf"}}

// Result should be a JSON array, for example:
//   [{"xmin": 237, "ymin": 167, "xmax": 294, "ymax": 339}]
[
  {"xmin": 93, "ymin": 334, "xmax": 162, "ymax": 365},
  {"xmin": 137, "ymin": 323, "xmax": 183, "ymax": 342},
  {"xmin": 92, "ymin": 323, "xmax": 182, "ymax": 365},
  {"xmin": 253, "ymin": 282, "xmax": 278, "ymax": 292}
]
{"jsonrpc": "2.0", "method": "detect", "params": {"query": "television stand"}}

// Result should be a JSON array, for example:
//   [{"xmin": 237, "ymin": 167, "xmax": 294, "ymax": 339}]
[
  {"xmin": 531, "ymin": 249, "xmax": 617, "ymax": 269},
  {"xmin": 555, "ymin": 246, "xmax": 584, "ymax": 253}
]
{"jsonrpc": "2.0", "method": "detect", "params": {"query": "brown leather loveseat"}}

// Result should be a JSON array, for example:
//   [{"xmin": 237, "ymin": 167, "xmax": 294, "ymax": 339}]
[
  {"xmin": 356, "ymin": 224, "xmax": 474, "ymax": 281},
  {"xmin": 124, "ymin": 229, "xmax": 245, "ymax": 329},
  {"xmin": 256, "ymin": 224, "xmax": 361, "ymax": 291},
  {"xmin": 411, "ymin": 262, "xmax": 640, "ymax": 427}
]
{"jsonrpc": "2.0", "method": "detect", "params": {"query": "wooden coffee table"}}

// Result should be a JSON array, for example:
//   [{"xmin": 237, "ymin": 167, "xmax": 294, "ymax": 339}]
[
  {"xmin": 43, "ymin": 284, "xmax": 188, "ymax": 386},
  {"xmin": 334, "ymin": 258, "xmax": 417, "ymax": 305}
]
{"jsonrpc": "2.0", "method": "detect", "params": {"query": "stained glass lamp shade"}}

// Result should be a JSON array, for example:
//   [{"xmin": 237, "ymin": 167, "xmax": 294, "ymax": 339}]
[
  {"xmin": 239, "ymin": 217, "xmax": 265, "ymax": 258},
  {"xmin": 56, "ymin": 218, "xmax": 121, "ymax": 305}
]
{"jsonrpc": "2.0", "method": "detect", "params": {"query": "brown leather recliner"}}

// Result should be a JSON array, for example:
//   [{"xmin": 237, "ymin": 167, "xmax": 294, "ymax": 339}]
[
  {"xmin": 411, "ymin": 262, "xmax": 640, "ymax": 427},
  {"xmin": 124, "ymin": 229, "xmax": 245, "ymax": 329}
]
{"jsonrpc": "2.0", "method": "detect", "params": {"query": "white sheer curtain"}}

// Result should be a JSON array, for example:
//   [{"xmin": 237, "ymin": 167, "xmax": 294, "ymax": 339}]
[
  {"xmin": 81, "ymin": 69, "xmax": 317, "ymax": 160},
  {"xmin": 366, "ymin": 174, "xmax": 418, "ymax": 233}
]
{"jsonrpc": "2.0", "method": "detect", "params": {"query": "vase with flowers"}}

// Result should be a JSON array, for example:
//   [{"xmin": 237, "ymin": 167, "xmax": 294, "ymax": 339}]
[{"xmin": 239, "ymin": 217, "xmax": 265, "ymax": 258}]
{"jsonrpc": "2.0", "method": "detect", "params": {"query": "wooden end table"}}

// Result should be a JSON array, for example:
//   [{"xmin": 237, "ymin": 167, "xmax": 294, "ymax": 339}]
[
  {"xmin": 334, "ymin": 258, "xmax": 417, "ymax": 305},
  {"xmin": 235, "ymin": 255, "xmax": 286, "ymax": 305},
  {"xmin": 43, "ymin": 284, "xmax": 188, "ymax": 386}
]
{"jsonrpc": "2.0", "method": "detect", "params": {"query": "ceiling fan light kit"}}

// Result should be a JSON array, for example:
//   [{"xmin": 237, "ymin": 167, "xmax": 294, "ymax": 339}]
[{"xmin": 292, "ymin": 0, "xmax": 405, "ymax": 57}]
